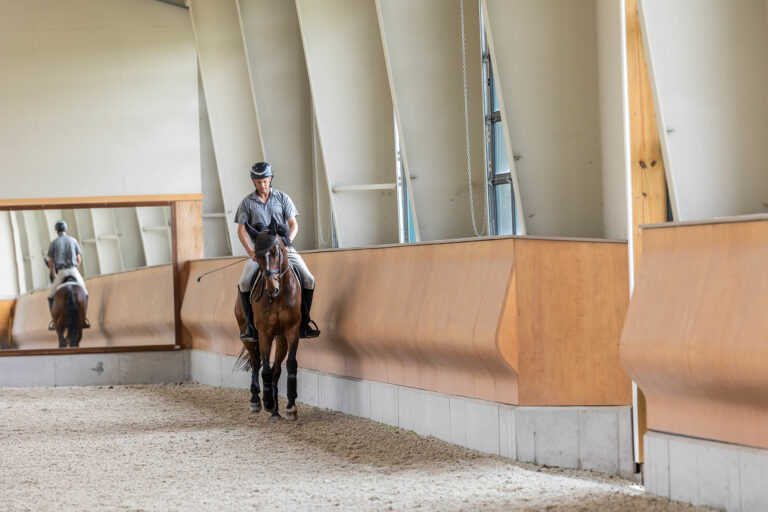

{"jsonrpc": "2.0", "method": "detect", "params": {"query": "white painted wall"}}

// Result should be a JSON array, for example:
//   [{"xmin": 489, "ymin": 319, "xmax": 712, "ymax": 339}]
[
  {"xmin": 189, "ymin": 0, "xmax": 264, "ymax": 256},
  {"xmin": 640, "ymin": 0, "xmax": 768, "ymax": 221},
  {"xmin": 377, "ymin": 0, "xmax": 488, "ymax": 241},
  {"xmin": 238, "ymin": 0, "xmax": 317, "ymax": 251},
  {"xmin": 296, "ymin": 0, "xmax": 398, "ymax": 247},
  {"xmin": 598, "ymin": 0, "xmax": 629, "ymax": 240},
  {"xmin": 483, "ymin": 0, "xmax": 607, "ymax": 238},
  {"xmin": 0, "ymin": 0, "xmax": 200, "ymax": 199},
  {"xmin": 0, "ymin": 212, "xmax": 20, "ymax": 298}
]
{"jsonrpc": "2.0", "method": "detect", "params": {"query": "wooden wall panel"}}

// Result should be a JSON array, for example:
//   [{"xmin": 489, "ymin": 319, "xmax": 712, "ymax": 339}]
[
  {"xmin": 514, "ymin": 239, "xmax": 632, "ymax": 406},
  {"xmin": 621, "ymin": 218, "xmax": 768, "ymax": 449},
  {"xmin": 183, "ymin": 237, "xmax": 631, "ymax": 405},
  {"xmin": 172, "ymin": 200, "xmax": 204, "ymax": 348},
  {"xmin": 0, "ymin": 299, "xmax": 14, "ymax": 349},
  {"xmin": 10, "ymin": 265, "xmax": 174, "ymax": 350}
]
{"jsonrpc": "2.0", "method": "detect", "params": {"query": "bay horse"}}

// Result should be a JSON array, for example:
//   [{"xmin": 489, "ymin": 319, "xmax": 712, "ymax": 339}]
[
  {"xmin": 235, "ymin": 219, "xmax": 302, "ymax": 421},
  {"xmin": 51, "ymin": 279, "xmax": 87, "ymax": 348}
]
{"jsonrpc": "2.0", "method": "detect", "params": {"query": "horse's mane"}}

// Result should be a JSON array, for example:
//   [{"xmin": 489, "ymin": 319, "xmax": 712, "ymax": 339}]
[{"xmin": 244, "ymin": 218, "xmax": 292, "ymax": 254}]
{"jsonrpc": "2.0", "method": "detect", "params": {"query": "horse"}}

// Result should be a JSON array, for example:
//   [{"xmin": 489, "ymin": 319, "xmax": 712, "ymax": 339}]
[
  {"xmin": 235, "ymin": 219, "xmax": 302, "ymax": 421},
  {"xmin": 51, "ymin": 278, "xmax": 87, "ymax": 348}
]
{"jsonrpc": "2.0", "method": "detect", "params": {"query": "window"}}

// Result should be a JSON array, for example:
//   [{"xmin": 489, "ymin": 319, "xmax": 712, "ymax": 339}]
[{"xmin": 481, "ymin": 15, "xmax": 518, "ymax": 236}]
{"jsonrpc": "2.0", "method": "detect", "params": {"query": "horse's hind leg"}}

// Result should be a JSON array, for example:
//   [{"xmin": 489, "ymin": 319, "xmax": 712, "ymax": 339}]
[
  {"xmin": 57, "ymin": 330, "xmax": 67, "ymax": 348},
  {"xmin": 285, "ymin": 342, "xmax": 299, "ymax": 421}
]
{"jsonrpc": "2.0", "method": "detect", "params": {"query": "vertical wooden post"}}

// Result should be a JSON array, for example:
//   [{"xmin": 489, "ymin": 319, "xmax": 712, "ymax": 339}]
[
  {"xmin": 171, "ymin": 200, "xmax": 204, "ymax": 348},
  {"xmin": 626, "ymin": 0, "xmax": 668, "ymax": 463}
]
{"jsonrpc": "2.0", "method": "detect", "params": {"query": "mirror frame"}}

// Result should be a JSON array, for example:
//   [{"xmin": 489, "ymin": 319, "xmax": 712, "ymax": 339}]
[{"xmin": 0, "ymin": 194, "xmax": 203, "ymax": 356}]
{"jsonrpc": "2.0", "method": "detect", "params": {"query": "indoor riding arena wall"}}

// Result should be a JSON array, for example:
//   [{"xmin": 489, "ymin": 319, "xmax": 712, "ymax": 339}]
[
  {"xmin": 182, "ymin": 236, "xmax": 636, "ymax": 476},
  {"xmin": 10, "ymin": 264, "xmax": 175, "ymax": 350},
  {"xmin": 621, "ymin": 215, "xmax": 768, "ymax": 509}
]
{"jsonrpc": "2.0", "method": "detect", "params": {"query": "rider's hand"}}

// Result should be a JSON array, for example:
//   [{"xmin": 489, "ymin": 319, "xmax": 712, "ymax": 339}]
[{"xmin": 248, "ymin": 249, "xmax": 257, "ymax": 261}]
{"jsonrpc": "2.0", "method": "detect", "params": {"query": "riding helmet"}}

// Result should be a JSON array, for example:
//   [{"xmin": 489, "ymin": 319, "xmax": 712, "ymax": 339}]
[
  {"xmin": 55, "ymin": 220, "xmax": 68, "ymax": 233},
  {"xmin": 251, "ymin": 162, "xmax": 273, "ymax": 180}
]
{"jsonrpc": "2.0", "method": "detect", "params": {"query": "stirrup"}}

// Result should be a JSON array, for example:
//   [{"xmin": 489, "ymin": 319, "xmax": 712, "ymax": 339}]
[
  {"xmin": 240, "ymin": 325, "xmax": 258, "ymax": 342},
  {"xmin": 299, "ymin": 320, "xmax": 321, "ymax": 339},
  {"xmin": 48, "ymin": 321, "xmax": 55, "ymax": 331},
  {"xmin": 83, "ymin": 318, "xmax": 91, "ymax": 329}
]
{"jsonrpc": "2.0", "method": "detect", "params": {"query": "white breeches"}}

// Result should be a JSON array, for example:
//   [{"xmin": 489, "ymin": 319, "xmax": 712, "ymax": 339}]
[
  {"xmin": 49, "ymin": 267, "xmax": 87, "ymax": 298},
  {"xmin": 238, "ymin": 247, "xmax": 315, "ymax": 292}
]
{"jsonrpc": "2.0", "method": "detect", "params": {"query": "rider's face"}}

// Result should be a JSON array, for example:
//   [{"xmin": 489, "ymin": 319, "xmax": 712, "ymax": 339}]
[{"xmin": 253, "ymin": 177, "xmax": 271, "ymax": 196}]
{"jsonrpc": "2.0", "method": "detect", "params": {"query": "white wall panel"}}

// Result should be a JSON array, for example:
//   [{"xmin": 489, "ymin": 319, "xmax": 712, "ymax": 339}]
[
  {"xmin": 640, "ymin": 0, "xmax": 768, "ymax": 221},
  {"xmin": 189, "ymin": 0, "xmax": 264, "ymax": 256},
  {"xmin": 483, "ymin": 0, "xmax": 605, "ymax": 238},
  {"xmin": 198, "ymin": 72, "xmax": 231, "ymax": 258},
  {"xmin": 238, "ymin": 0, "xmax": 316, "ymax": 251},
  {"xmin": 296, "ymin": 0, "xmax": 398, "ymax": 247},
  {"xmin": 597, "ymin": 0, "xmax": 629, "ymax": 240},
  {"xmin": 113, "ymin": 208, "xmax": 147, "ymax": 271},
  {"xmin": 0, "ymin": 212, "xmax": 20, "ymax": 298},
  {"xmin": 0, "ymin": 0, "xmax": 199, "ymax": 199},
  {"xmin": 377, "ymin": 0, "xmax": 487, "ymax": 241}
]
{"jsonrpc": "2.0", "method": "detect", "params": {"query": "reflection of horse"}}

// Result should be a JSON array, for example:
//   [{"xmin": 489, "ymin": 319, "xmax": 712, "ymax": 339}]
[
  {"xmin": 235, "ymin": 219, "xmax": 302, "ymax": 421},
  {"xmin": 51, "ymin": 279, "xmax": 87, "ymax": 348}
]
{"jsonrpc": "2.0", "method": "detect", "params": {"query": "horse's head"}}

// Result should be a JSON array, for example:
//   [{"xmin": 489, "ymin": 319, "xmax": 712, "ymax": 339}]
[{"xmin": 245, "ymin": 218, "xmax": 291, "ymax": 298}]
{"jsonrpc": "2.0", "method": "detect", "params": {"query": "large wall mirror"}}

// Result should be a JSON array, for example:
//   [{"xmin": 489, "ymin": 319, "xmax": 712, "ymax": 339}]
[{"xmin": 0, "ymin": 205, "xmax": 176, "ymax": 352}]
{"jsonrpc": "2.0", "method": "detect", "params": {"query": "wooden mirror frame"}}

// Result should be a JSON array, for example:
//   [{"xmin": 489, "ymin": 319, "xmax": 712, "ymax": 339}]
[{"xmin": 0, "ymin": 194, "xmax": 203, "ymax": 356}]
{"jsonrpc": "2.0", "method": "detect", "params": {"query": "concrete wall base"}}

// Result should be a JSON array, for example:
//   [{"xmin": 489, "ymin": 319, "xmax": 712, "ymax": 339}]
[
  {"xmin": 190, "ymin": 349, "xmax": 635, "ymax": 478},
  {"xmin": 645, "ymin": 431, "xmax": 768, "ymax": 511},
  {"xmin": 0, "ymin": 350, "xmax": 189, "ymax": 387}
]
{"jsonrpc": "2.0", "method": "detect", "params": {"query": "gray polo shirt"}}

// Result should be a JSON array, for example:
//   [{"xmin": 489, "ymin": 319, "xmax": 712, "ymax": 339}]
[
  {"xmin": 47, "ymin": 234, "xmax": 82, "ymax": 271},
  {"xmin": 234, "ymin": 188, "xmax": 298, "ymax": 227}
]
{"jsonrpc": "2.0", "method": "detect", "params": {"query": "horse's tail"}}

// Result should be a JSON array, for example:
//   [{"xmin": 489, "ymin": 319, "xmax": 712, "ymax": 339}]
[
  {"xmin": 65, "ymin": 285, "xmax": 81, "ymax": 341},
  {"xmin": 235, "ymin": 345, "xmax": 254, "ymax": 372},
  {"xmin": 235, "ymin": 339, "xmax": 260, "ymax": 373}
]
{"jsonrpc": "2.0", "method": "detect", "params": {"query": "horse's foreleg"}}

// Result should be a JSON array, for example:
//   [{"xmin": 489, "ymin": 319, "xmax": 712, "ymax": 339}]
[
  {"xmin": 260, "ymin": 353, "xmax": 274, "ymax": 412},
  {"xmin": 270, "ymin": 337, "xmax": 288, "ymax": 420},
  {"xmin": 249, "ymin": 355, "xmax": 262, "ymax": 413},
  {"xmin": 285, "ymin": 341, "xmax": 299, "ymax": 421}
]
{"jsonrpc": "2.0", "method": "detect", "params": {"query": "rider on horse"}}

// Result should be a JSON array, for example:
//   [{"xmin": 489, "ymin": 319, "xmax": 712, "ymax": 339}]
[
  {"xmin": 47, "ymin": 220, "xmax": 90, "ymax": 330},
  {"xmin": 236, "ymin": 162, "xmax": 321, "ymax": 341}
]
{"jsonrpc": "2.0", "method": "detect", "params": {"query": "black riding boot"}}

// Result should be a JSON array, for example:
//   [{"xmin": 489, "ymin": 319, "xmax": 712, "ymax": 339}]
[
  {"xmin": 299, "ymin": 288, "xmax": 321, "ymax": 339},
  {"xmin": 48, "ymin": 297, "xmax": 55, "ymax": 331},
  {"xmin": 83, "ymin": 295, "xmax": 91, "ymax": 328},
  {"xmin": 239, "ymin": 289, "xmax": 258, "ymax": 342}
]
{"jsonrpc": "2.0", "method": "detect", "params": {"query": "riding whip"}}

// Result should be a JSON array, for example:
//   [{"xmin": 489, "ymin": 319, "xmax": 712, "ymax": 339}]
[{"xmin": 196, "ymin": 258, "xmax": 248, "ymax": 282}]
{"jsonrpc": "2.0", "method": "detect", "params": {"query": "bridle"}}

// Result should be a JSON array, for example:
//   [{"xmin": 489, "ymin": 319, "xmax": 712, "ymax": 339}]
[{"xmin": 253, "ymin": 236, "xmax": 291, "ymax": 309}]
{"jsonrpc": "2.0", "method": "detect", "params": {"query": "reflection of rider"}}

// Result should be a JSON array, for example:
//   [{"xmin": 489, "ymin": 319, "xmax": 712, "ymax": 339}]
[
  {"xmin": 236, "ymin": 162, "xmax": 321, "ymax": 341},
  {"xmin": 47, "ymin": 220, "xmax": 90, "ymax": 330}
]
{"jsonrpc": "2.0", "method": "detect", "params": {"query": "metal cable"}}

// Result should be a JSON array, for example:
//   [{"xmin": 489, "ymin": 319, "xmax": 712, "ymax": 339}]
[{"xmin": 460, "ymin": 0, "xmax": 487, "ymax": 236}]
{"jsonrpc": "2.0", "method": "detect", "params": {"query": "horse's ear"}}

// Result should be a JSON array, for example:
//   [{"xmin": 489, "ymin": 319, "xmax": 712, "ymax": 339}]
[
  {"xmin": 268, "ymin": 217, "xmax": 279, "ymax": 236},
  {"xmin": 243, "ymin": 222, "xmax": 261, "ymax": 242}
]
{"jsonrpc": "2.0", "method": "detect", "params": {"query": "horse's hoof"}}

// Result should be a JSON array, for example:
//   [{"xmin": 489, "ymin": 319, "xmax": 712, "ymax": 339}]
[
  {"xmin": 269, "ymin": 412, "xmax": 282, "ymax": 421},
  {"xmin": 249, "ymin": 402, "xmax": 262, "ymax": 413},
  {"xmin": 284, "ymin": 411, "xmax": 297, "ymax": 421}
]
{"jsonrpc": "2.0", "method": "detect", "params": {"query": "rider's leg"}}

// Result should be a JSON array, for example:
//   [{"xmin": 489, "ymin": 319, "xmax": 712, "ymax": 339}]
[
  {"xmin": 286, "ymin": 248, "xmax": 320, "ymax": 338},
  {"xmin": 47, "ymin": 297, "xmax": 55, "ymax": 331},
  {"xmin": 238, "ymin": 259, "xmax": 259, "ymax": 341},
  {"xmin": 83, "ymin": 294, "xmax": 90, "ymax": 328},
  {"xmin": 47, "ymin": 276, "xmax": 60, "ymax": 330}
]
